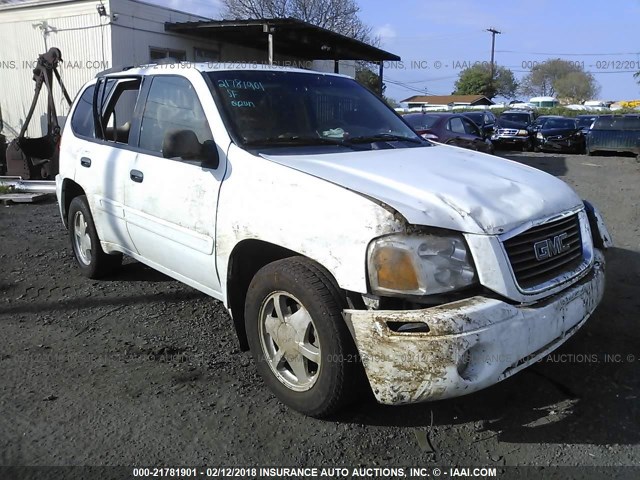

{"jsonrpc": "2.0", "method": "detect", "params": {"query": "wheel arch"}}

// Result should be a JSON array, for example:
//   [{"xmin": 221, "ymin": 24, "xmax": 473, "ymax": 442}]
[
  {"xmin": 226, "ymin": 239, "xmax": 346, "ymax": 351},
  {"xmin": 60, "ymin": 178, "xmax": 86, "ymax": 228}
]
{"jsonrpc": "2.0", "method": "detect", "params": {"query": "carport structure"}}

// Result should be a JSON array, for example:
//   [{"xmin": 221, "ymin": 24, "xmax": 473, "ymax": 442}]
[{"xmin": 165, "ymin": 17, "xmax": 400, "ymax": 94}]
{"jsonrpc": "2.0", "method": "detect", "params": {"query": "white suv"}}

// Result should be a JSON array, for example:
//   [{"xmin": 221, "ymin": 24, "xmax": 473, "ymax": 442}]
[{"xmin": 56, "ymin": 63, "xmax": 611, "ymax": 417}]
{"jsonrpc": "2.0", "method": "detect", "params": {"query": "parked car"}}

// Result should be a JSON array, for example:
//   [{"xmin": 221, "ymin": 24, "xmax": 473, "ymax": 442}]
[
  {"xmin": 532, "ymin": 115, "xmax": 562, "ymax": 130},
  {"xmin": 404, "ymin": 112, "xmax": 494, "ymax": 153},
  {"xmin": 57, "ymin": 63, "xmax": 610, "ymax": 417},
  {"xmin": 534, "ymin": 117, "xmax": 585, "ymax": 153},
  {"xmin": 461, "ymin": 110, "xmax": 496, "ymax": 137},
  {"xmin": 491, "ymin": 110, "xmax": 537, "ymax": 151},
  {"xmin": 586, "ymin": 115, "xmax": 640, "ymax": 157}
]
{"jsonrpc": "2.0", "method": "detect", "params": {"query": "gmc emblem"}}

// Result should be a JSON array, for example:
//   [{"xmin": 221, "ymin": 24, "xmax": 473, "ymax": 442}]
[{"xmin": 533, "ymin": 233, "xmax": 570, "ymax": 261}]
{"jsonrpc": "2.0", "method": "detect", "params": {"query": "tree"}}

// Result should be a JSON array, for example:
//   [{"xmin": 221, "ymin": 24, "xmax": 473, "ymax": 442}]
[
  {"xmin": 221, "ymin": 0, "xmax": 373, "ymax": 42},
  {"xmin": 453, "ymin": 64, "xmax": 518, "ymax": 99},
  {"xmin": 519, "ymin": 59, "xmax": 600, "ymax": 102},
  {"xmin": 355, "ymin": 67, "xmax": 384, "ymax": 94},
  {"xmin": 354, "ymin": 66, "xmax": 397, "ymax": 106}
]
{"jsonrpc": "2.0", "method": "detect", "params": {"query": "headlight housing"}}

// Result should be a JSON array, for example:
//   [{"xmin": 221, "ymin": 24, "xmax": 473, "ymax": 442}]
[
  {"xmin": 536, "ymin": 132, "xmax": 544, "ymax": 139},
  {"xmin": 367, "ymin": 233, "xmax": 477, "ymax": 296},
  {"xmin": 517, "ymin": 129, "xmax": 529, "ymax": 136}
]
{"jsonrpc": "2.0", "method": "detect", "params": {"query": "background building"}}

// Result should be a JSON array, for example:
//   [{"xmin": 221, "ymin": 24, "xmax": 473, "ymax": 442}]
[{"xmin": 0, "ymin": 0, "xmax": 397, "ymax": 138}]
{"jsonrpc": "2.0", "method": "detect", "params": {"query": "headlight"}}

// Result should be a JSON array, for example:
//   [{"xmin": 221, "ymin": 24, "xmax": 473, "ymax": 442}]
[
  {"xmin": 367, "ymin": 233, "xmax": 476, "ymax": 296},
  {"xmin": 536, "ymin": 132, "xmax": 544, "ymax": 139},
  {"xmin": 421, "ymin": 133, "xmax": 439, "ymax": 141},
  {"xmin": 517, "ymin": 129, "xmax": 529, "ymax": 136}
]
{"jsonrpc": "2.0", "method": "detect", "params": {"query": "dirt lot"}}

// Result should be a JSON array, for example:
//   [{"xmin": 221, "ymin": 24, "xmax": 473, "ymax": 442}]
[{"xmin": 1, "ymin": 152, "xmax": 639, "ymax": 470}]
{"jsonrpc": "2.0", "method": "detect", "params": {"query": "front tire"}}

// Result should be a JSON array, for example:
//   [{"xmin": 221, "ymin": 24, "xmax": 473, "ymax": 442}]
[
  {"xmin": 245, "ymin": 257, "xmax": 362, "ymax": 417},
  {"xmin": 68, "ymin": 196, "xmax": 122, "ymax": 278}
]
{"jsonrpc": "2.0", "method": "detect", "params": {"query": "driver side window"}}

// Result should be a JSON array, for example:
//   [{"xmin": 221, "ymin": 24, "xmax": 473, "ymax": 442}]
[
  {"xmin": 462, "ymin": 118, "xmax": 480, "ymax": 136},
  {"xmin": 448, "ymin": 117, "xmax": 466, "ymax": 134},
  {"xmin": 138, "ymin": 76, "xmax": 213, "ymax": 159}
]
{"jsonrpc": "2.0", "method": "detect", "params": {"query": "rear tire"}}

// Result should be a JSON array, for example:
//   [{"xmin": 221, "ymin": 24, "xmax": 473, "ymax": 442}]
[
  {"xmin": 68, "ymin": 196, "xmax": 122, "ymax": 278},
  {"xmin": 245, "ymin": 257, "xmax": 363, "ymax": 417}
]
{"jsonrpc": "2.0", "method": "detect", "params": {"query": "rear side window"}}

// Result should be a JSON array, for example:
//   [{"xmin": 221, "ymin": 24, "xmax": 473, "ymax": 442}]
[
  {"xmin": 70, "ymin": 86, "xmax": 95, "ymax": 138},
  {"xmin": 619, "ymin": 116, "xmax": 640, "ymax": 130},
  {"xmin": 101, "ymin": 78, "xmax": 141, "ymax": 144}
]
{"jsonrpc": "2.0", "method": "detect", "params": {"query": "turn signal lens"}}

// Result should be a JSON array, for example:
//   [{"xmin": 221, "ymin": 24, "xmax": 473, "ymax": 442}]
[{"xmin": 372, "ymin": 247, "xmax": 419, "ymax": 291}]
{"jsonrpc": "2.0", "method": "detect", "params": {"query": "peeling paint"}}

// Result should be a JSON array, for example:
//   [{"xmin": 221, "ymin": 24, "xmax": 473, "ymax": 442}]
[
  {"xmin": 344, "ymin": 250, "xmax": 605, "ymax": 405},
  {"xmin": 215, "ymin": 144, "xmax": 406, "ymax": 300}
]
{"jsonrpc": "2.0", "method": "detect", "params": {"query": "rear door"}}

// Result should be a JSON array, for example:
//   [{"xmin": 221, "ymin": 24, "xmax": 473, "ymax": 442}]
[
  {"xmin": 71, "ymin": 77, "xmax": 142, "ymax": 254},
  {"xmin": 123, "ymin": 74, "xmax": 225, "ymax": 295}
]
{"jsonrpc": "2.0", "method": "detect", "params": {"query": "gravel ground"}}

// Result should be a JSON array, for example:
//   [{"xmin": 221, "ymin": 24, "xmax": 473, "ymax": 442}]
[{"xmin": 1, "ymin": 152, "xmax": 639, "ymax": 470}]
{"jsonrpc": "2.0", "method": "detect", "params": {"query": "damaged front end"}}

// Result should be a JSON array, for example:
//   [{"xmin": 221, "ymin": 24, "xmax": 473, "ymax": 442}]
[{"xmin": 344, "ymin": 203, "xmax": 611, "ymax": 406}]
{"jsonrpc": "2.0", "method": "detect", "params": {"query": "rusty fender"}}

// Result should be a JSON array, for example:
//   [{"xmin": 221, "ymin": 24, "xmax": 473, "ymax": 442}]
[{"xmin": 343, "ymin": 250, "xmax": 606, "ymax": 405}]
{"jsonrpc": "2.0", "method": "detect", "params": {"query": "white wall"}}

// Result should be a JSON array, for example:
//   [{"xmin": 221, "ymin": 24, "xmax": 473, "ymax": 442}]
[
  {"xmin": 109, "ymin": 0, "xmax": 216, "ymax": 66},
  {"xmin": 312, "ymin": 60, "xmax": 356, "ymax": 78},
  {"xmin": 0, "ymin": 0, "xmax": 111, "ymax": 138},
  {"xmin": 0, "ymin": 0, "xmax": 369, "ymax": 140}
]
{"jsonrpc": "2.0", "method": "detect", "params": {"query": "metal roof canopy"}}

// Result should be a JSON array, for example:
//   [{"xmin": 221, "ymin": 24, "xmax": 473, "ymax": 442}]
[{"xmin": 165, "ymin": 18, "xmax": 401, "ymax": 63}]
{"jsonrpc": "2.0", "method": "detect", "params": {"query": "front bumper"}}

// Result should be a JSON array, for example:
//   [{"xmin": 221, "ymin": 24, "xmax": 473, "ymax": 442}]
[
  {"xmin": 344, "ymin": 249, "xmax": 605, "ymax": 405},
  {"xmin": 537, "ymin": 137, "xmax": 583, "ymax": 151},
  {"xmin": 491, "ymin": 135, "xmax": 529, "ymax": 145}
]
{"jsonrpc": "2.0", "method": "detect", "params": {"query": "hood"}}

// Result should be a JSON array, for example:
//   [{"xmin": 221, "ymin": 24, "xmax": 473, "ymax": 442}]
[
  {"xmin": 261, "ymin": 145, "xmax": 582, "ymax": 235},
  {"xmin": 541, "ymin": 127, "xmax": 579, "ymax": 137},
  {"xmin": 496, "ymin": 119, "xmax": 530, "ymax": 129}
]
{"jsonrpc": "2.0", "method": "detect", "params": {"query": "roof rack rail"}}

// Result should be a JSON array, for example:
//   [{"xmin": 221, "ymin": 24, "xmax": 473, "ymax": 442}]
[
  {"xmin": 95, "ymin": 65, "xmax": 136, "ymax": 77},
  {"xmin": 95, "ymin": 57, "xmax": 186, "ymax": 77}
]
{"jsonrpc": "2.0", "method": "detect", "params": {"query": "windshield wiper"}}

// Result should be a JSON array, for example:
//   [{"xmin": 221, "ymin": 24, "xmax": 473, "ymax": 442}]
[
  {"xmin": 244, "ymin": 136, "xmax": 355, "ymax": 148},
  {"xmin": 346, "ymin": 133, "xmax": 423, "ymax": 144}
]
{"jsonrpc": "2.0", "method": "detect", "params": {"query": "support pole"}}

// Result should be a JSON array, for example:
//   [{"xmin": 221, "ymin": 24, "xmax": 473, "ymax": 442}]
[
  {"xmin": 263, "ymin": 24, "xmax": 274, "ymax": 66},
  {"xmin": 486, "ymin": 28, "xmax": 501, "ymax": 81}
]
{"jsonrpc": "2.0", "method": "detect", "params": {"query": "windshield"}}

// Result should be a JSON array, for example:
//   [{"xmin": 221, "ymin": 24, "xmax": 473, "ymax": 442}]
[
  {"xmin": 499, "ymin": 113, "xmax": 531, "ymax": 124},
  {"xmin": 462, "ymin": 112, "xmax": 483, "ymax": 124},
  {"xmin": 404, "ymin": 114, "xmax": 440, "ymax": 130},
  {"xmin": 576, "ymin": 117, "xmax": 596, "ymax": 128},
  {"xmin": 543, "ymin": 118, "xmax": 576, "ymax": 129},
  {"xmin": 207, "ymin": 70, "xmax": 421, "ymax": 149}
]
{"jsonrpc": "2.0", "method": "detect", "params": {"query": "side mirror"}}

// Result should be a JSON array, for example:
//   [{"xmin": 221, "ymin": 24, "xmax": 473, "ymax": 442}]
[
  {"xmin": 200, "ymin": 140, "xmax": 219, "ymax": 169},
  {"xmin": 162, "ymin": 130, "xmax": 219, "ymax": 169}
]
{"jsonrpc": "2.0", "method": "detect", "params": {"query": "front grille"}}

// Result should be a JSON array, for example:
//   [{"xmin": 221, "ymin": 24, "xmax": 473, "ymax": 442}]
[
  {"xmin": 504, "ymin": 214, "xmax": 583, "ymax": 289},
  {"xmin": 498, "ymin": 128, "xmax": 519, "ymax": 135}
]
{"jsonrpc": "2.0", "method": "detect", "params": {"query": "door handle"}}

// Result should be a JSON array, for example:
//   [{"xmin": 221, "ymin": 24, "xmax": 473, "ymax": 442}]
[
  {"xmin": 80, "ymin": 157, "xmax": 91, "ymax": 167},
  {"xmin": 130, "ymin": 170, "xmax": 144, "ymax": 183}
]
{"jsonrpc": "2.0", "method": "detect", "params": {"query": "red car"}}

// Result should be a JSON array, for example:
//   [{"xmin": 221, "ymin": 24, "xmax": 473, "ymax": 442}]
[{"xmin": 404, "ymin": 112, "xmax": 495, "ymax": 154}]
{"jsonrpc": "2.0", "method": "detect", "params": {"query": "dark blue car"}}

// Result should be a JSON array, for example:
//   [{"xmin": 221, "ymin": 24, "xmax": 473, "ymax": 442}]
[{"xmin": 586, "ymin": 115, "xmax": 640, "ymax": 157}]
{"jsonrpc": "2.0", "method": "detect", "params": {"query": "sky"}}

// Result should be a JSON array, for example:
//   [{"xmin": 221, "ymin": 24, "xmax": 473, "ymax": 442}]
[{"xmin": 152, "ymin": 0, "xmax": 640, "ymax": 103}]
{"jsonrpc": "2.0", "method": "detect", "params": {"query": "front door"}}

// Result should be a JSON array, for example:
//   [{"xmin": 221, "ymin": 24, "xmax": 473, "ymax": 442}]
[{"xmin": 123, "ymin": 75, "xmax": 225, "ymax": 295}]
